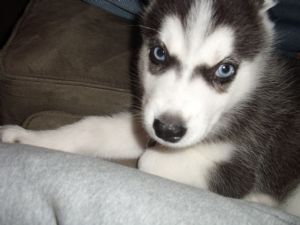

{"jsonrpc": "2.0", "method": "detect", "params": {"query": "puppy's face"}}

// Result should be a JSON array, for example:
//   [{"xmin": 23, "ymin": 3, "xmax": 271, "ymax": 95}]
[{"xmin": 139, "ymin": 0, "xmax": 274, "ymax": 148}]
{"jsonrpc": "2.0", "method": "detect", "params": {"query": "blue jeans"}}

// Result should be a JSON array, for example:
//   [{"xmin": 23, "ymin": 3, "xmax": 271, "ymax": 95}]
[{"xmin": 83, "ymin": 0, "xmax": 141, "ymax": 20}]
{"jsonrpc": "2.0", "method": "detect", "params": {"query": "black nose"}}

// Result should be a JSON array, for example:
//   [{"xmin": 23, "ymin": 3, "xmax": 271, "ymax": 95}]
[{"xmin": 153, "ymin": 115, "xmax": 187, "ymax": 143}]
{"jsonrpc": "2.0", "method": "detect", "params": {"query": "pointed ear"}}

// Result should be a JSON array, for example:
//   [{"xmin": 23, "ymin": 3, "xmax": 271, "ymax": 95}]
[
  {"xmin": 262, "ymin": 0, "xmax": 277, "ymax": 11},
  {"xmin": 251, "ymin": 0, "xmax": 277, "ymax": 11}
]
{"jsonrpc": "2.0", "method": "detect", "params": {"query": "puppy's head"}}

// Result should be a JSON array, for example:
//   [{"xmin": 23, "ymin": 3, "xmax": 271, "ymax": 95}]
[{"xmin": 139, "ymin": 0, "xmax": 275, "ymax": 148}]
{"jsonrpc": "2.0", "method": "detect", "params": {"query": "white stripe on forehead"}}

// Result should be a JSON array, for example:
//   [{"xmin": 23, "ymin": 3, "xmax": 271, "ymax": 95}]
[
  {"xmin": 158, "ymin": 1, "xmax": 235, "ymax": 69},
  {"xmin": 192, "ymin": 27, "xmax": 235, "ymax": 66},
  {"xmin": 159, "ymin": 16, "xmax": 186, "ymax": 58},
  {"xmin": 187, "ymin": 0, "xmax": 213, "ymax": 46}
]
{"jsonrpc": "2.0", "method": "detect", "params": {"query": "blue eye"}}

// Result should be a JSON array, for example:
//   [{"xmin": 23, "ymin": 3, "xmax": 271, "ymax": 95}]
[
  {"xmin": 150, "ymin": 46, "xmax": 167, "ymax": 64},
  {"xmin": 215, "ymin": 63, "xmax": 236, "ymax": 78}
]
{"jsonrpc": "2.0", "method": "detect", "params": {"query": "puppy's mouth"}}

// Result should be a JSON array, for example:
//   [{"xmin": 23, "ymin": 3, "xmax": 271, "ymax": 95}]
[{"xmin": 146, "ymin": 138, "xmax": 157, "ymax": 148}]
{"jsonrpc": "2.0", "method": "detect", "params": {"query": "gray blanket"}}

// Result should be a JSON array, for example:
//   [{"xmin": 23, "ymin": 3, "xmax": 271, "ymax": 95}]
[{"xmin": 0, "ymin": 143, "xmax": 299, "ymax": 225}]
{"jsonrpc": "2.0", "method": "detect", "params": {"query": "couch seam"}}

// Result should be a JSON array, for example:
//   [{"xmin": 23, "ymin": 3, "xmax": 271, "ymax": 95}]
[
  {"xmin": 22, "ymin": 110, "xmax": 83, "ymax": 128},
  {"xmin": 0, "ymin": 75, "xmax": 131, "ymax": 94}
]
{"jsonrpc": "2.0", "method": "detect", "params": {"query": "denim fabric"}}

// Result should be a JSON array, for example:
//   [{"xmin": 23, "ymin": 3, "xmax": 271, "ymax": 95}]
[{"xmin": 83, "ymin": 0, "xmax": 141, "ymax": 20}]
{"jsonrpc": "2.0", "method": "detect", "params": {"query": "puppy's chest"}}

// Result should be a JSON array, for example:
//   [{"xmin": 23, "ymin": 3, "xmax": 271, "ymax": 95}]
[{"xmin": 138, "ymin": 142, "xmax": 235, "ymax": 189}]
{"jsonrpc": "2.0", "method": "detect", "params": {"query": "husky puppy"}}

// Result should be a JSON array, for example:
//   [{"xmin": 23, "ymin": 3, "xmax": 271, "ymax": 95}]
[{"xmin": 1, "ymin": 0, "xmax": 300, "ymax": 216}]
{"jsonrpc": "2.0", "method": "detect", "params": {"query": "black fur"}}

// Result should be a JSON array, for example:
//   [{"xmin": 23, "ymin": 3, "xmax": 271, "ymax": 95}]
[
  {"xmin": 207, "ymin": 57, "xmax": 300, "ymax": 200},
  {"xmin": 211, "ymin": 0, "xmax": 267, "ymax": 59}
]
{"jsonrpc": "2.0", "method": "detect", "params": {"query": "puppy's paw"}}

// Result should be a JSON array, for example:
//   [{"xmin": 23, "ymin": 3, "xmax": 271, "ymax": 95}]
[{"xmin": 0, "ymin": 125, "xmax": 28, "ymax": 144}]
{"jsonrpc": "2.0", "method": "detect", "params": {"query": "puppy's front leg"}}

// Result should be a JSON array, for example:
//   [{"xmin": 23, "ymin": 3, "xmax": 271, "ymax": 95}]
[{"xmin": 0, "ymin": 112, "xmax": 146, "ymax": 159}]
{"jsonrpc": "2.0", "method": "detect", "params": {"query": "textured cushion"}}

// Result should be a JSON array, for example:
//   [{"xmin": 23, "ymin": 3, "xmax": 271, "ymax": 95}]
[
  {"xmin": 0, "ymin": 0, "xmax": 132, "ymax": 125},
  {"xmin": 23, "ymin": 111, "xmax": 82, "ymax": 130}
]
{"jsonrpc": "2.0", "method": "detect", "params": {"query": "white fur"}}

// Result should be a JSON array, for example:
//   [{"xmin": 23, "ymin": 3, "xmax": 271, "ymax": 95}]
[
  {"xmin": 160, "ymin": 16, "xmax": 186, "ymax": 60},
  {"xmin": 0, "ymin": 113, "xmax": 145, "ymax": 159},
  {"xmin": 262, "ymin": 0, "xmax": 277, "ymax": 12},
  {"xmin": 139, "ymin": 142, "xmax": 235, "ymax": 188},
  {"xmin": 280, "ymin": 185, "xmax": 300, "ymax": 217},
  {"xmin": 244, "ymin": 193, "xmax": 279, "ymax": 208}
]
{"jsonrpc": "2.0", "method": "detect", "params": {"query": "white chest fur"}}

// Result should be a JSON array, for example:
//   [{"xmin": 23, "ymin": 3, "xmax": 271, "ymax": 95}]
[{"xmin": 138, "ymin": 142, "xmax": 235, "ymax": 189}]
